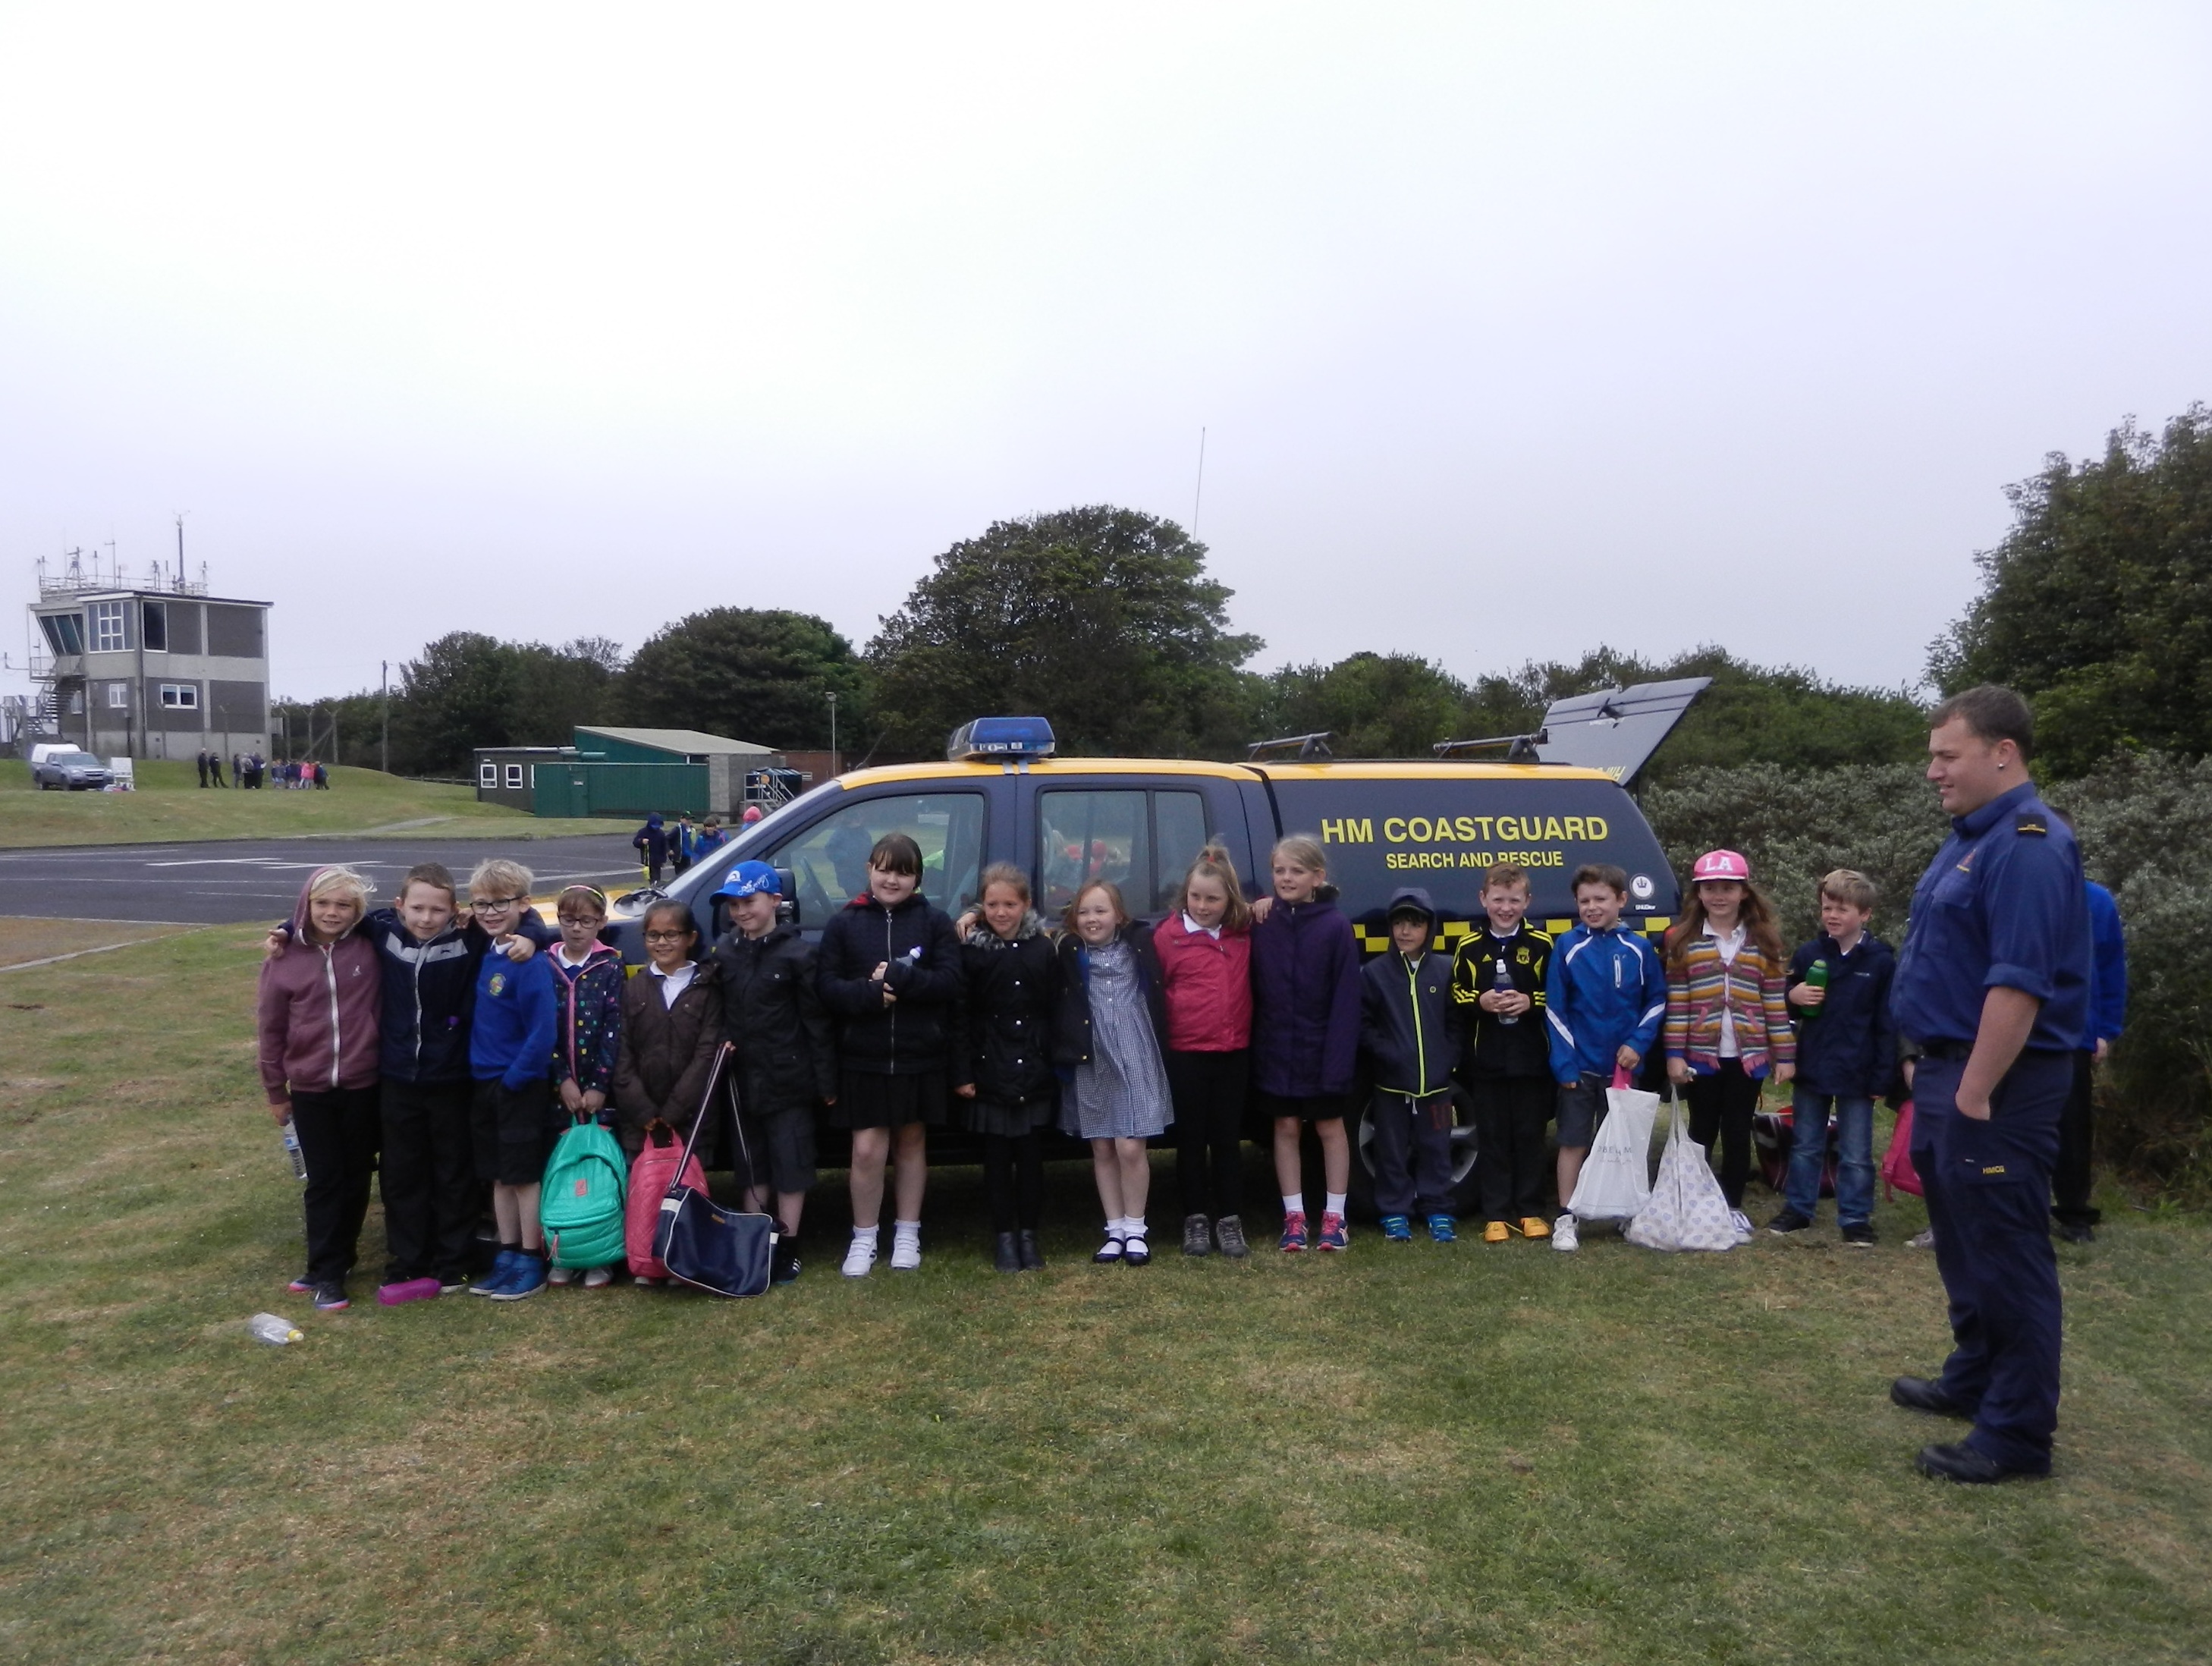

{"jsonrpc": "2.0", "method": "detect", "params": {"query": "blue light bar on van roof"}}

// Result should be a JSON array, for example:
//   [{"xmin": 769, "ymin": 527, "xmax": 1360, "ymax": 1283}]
[{"xmin": 948, "ymin": 716, "xmax": 1057, "ymax": 762}]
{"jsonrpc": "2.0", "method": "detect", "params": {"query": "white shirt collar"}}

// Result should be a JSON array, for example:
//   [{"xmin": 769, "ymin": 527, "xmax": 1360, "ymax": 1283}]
[{"xmin": 1181, "ymin": 911, "xmax": 1222, "ymax": 940}]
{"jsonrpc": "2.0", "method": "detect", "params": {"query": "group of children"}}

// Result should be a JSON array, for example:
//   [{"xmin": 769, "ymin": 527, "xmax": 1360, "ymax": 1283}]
[{"xmin": 254, "ymin": 830, "xmax": 1901, "ymax": 1309}]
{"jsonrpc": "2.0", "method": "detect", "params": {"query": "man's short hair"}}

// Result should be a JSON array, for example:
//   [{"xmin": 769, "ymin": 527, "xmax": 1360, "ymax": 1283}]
[
  {"xmin": 1818, "ymin": 869, "xmax": 1877, "ymax": 911},
  {"xmin": 1931, "ymin": 684, "xmax": 2034, "ymax": 762},
  {"xmin": 1571, "ymin": 863, "xmax": 1628, "ymax": 897}
]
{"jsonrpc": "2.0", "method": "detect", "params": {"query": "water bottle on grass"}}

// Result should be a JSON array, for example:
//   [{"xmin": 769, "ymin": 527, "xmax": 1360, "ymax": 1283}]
[{"xmin": 248, "ymin": 1313, "xmax": 303, "ymax": 1347}]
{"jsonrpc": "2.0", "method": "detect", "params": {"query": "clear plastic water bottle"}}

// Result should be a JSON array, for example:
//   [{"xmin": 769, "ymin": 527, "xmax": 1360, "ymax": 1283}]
[
  {"xmin": 248, "ymin": 1312, "xmax": 303, "ymax": 1346},
  {"xmin": 1493, "ymin": 954, "xmax": 1519, "ymax": 1026},
  {"xmin": 281, "ymin": 1120, "xmax": 307, "ymax": 1182}
]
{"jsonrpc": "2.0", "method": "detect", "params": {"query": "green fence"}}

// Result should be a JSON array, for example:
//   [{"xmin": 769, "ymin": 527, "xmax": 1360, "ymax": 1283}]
[{"xmin": 529, "ymin": 761, "xmax": 709, "ymax": 819}]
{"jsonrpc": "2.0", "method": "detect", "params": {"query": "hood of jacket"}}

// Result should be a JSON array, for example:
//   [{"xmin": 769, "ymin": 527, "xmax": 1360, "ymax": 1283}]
[{"xmin": 965, "ymin": 909, "xmax": 1048, "ymax": 950}]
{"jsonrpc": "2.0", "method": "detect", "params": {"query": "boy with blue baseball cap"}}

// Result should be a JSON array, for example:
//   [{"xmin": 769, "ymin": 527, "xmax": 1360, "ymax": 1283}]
[{"xmin": 708, "ymin": 860, "xmax": 837, "ymax": 1284}]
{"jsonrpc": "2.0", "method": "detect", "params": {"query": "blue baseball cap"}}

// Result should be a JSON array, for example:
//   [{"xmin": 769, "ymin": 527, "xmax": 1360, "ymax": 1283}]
[{"xmin": 711, "ymin": 860, "xmax": 781, "ymax": 901}]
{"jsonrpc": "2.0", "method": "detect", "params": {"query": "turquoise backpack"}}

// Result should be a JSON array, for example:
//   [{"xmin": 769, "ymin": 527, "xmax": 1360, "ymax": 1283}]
[{"xmin": 540, "ymin": 1119, "xmax": 629, "ymax": 1270}]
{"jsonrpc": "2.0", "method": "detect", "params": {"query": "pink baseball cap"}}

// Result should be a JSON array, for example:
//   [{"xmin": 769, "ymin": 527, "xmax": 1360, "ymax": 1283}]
[{"xmin": 1691, "ymin": 849, "xmax": 1751, "ymax": 885}]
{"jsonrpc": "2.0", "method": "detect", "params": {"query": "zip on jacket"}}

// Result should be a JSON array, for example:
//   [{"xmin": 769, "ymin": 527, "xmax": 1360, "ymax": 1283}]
[
  {"xmin": 1544, "ymin": 923, "xmax": 1664, "ymax": 1083},
  {"xmin": 1360, "ymin": 948, "xmax": 1461, "ymax": 1099}
]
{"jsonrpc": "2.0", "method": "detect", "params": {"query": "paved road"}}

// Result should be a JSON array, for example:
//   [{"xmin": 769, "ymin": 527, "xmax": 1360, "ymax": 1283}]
[{"xmin": 0, "ymin": 835, "xmax": 644, "ymax": 923}]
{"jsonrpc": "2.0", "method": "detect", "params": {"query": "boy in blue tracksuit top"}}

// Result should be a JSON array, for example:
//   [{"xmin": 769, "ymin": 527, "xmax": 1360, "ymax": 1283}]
[
  {"xmin": 1544, "ymin": 863, "xmax": 1664, "ymax": 1252},
  {"xmin": 463, "ymin": 858, "xmax": 561, "ymax": 1300},
  {"xmin": 1359, "ymin": 888, "xmax": 1466, "ymax": 1243}
]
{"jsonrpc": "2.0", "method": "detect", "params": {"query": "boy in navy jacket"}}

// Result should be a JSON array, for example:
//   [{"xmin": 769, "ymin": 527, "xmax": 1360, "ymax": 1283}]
[
  {"xmin": 1544, "ymin": 863, "xmax": 1664, "ymax": 1252},
  {"xmin": 1771, "ymin": 869, "xmax": 1897, "ymax": 1244},
  {"xmin": 1359, "ymin": 888, "xmax": 1465, "ymax": 1243}
]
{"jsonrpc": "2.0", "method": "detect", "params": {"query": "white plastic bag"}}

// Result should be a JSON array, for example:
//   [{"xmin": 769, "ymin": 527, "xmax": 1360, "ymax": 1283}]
[
  {"xmin": 1566, "ymin": 1072, "xmax": 1660, "ymax": 1221},
  {"xmin": 1626, "ymin": 1098, "xmax": 1740, "ymax": 1252}
]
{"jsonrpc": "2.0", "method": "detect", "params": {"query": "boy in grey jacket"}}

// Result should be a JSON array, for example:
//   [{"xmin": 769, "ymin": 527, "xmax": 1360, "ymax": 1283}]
[{"xmin": 1359, "ymin": 888, "xmax": 1465, "ymax": 1243}]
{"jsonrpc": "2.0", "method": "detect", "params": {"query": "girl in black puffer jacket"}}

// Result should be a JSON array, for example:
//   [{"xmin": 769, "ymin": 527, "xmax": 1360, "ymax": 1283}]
[
  {"xmin": 815, "ymin": 832, "xmax": 968, "ymax": 1276},
  {"xmin": 954, "ymin": 864, "xmax": 1060, "ymax": 1272}
]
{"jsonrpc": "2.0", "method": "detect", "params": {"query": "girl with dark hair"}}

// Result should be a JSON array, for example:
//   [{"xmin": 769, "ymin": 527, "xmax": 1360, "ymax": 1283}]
[
  {"xmin": 953, "ymin": 863, "xmax": 1059, "ymax": 1272},
  {"xmin": 816, "ymin": 831, "xmax": 967, "ymax": 1276}
]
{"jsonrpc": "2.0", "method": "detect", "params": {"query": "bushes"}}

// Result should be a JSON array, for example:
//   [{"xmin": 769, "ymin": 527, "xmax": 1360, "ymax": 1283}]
[{"xmin": 1644, "ymin": 756, "xmax": 2212, "ymax": 1197}]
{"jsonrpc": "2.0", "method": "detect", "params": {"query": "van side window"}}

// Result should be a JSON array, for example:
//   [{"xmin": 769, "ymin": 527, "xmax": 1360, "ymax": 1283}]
[
  {"xmin": 772, "ymin": 793, "xmax": 986, "ymax": 923},
  {"xmin": 1038, "ymin": 789, "xmax": 1211, "ymax": 916}
]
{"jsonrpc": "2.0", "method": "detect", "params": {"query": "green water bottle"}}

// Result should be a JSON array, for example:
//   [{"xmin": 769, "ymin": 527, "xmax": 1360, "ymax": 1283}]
[{"xmin": 1801, "ymin": 957, "xmax": 1828, "ymax": 1021}]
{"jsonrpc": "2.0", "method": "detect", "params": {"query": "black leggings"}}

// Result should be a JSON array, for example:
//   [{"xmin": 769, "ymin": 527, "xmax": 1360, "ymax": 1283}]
[
  {"xmin": 982, "ymin": 1131, "xmax": 1042, "ymax": 1234},
  {"xmin": 1685, "ymin": 1059, "xmax": 1761, "ymax": 1209},
  {"xmin": 1168, "ymin": 1048, "xmax": 1249, "ymax": 1219}
]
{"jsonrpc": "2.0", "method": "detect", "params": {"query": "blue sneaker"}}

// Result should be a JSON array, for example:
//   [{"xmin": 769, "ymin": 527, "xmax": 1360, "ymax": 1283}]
[
  {"xmin": 469, "ymin": 1250, "xmax": 519, "ymax": 1297},
  {"xmin": 1380, "ymin": 1214, "xmax": 1413, "ymax": 1242},
  {"xmin": 491, "ymin": 1253, "xmax": 547, "ymax": 1301},
  {"xmin": 1427, "ymin": 1214, "xmax": 1458, "ymax": 1243}
]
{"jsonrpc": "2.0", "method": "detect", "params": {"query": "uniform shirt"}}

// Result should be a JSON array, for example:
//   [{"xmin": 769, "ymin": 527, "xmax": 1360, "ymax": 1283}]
[
  {"xmin": 1708, "ymin": 922, "xmax": 1746, "ymax": 1058},
  {"xmin": 2084, "ymin": 879, "xmax": 2128, "ymax": 1051},
  {"xmin": 650, "ymin": 960, "xmax": 697, "ymax": 1010},
  {"xmin": 1891, "ymin": 781, "xmax": 2090, "ymax": 1051}
]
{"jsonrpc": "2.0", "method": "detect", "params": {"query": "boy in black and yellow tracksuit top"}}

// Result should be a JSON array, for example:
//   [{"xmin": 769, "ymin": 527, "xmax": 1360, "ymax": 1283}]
[
  {"xmin": 1359, "ymin": 888, "xmax": 1465, "ymax": 1240},
  {"xmin": 1452, "ymin": 866, "xmax": 1557, "ymax": 1241}
]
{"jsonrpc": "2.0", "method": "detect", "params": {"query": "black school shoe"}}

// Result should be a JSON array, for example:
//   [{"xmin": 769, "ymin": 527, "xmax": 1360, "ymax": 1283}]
[
  {"xmin": 1766, "ymin": 1209, "xmax": 1814, "ymax": 1236},
  {"xmin": 1916, "ymin": 1442, "xmax": 2046, "ymax": 1485},
  {"xmin": 1016, "ymin": 1230, "xmax": 1044, "ymax": 1271},
  {"xmin": 993, "ymin": 1232, "xmax": 1022, "ymax": 1274},
  {"xmin": 771, "ymin": 1240, "xmax": 802, "ymax": 1285},
  {"xmin": 1890, "ymin": 1375, "xmax": 1974, "ymax": 1419}
]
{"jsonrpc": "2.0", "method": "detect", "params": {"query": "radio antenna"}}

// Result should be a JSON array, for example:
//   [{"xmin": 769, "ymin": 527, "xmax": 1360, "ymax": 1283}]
[{"xmin": 1191, "ymin": 426, "xmax": 1207, "ymax": 539}]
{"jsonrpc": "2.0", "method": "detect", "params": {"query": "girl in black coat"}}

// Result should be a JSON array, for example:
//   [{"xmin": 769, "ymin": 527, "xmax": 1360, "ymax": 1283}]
[
  {"xmin": 953, "ymin": 864, "xmax": 1060, "ymax": 1272},
  {"xmin": 815, "ymin": 832, "xmax": 968, "ymax": 1276}
]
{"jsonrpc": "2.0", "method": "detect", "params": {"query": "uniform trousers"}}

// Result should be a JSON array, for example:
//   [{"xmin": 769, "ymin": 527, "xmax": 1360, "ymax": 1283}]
[
  {"xmin": 379, "ymin": 1080, "xmax": 479, "ymax": 1282},
  {"xmin": 1469, "ymin": 1073, "xmax": 1552, "ymax": 1224},
  {"xmin": 2050, "ymin": 1050, "xmax": 2101, "ymax": 1228},
  {"xmin": 1167, "ymin": 1048, "xmax": 1248, "ymax": 1219},
  {"xmin": 289, "ymin": 1084, "xmax": 382, "ymax": 1285},
  {"xmin": 1910, "ymin": 1048, "xmax": 2070, "ymax": 1474},
  {"xmin": 1367, "ymin": 1090, "xmax": 1455, "ymax": 1218}
]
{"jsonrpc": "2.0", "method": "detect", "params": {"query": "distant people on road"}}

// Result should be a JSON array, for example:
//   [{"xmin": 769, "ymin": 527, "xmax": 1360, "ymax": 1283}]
[
  {"xmin": 633, "ymin": 813, "xmax": 670, "ymax": 886},
  {"xmin": 1890, "ymin": 684, "xmax": 2089, "ymax": 1486}
]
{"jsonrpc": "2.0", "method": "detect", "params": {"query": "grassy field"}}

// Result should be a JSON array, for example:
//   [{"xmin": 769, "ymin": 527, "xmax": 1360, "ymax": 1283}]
[
  {"xmin": 0, "ymin": 760, "xmax": 633, "ymax": 847},
  {"xmin": 1, "ymin": 932, "xmax": 2207, "ymax": 1665}
]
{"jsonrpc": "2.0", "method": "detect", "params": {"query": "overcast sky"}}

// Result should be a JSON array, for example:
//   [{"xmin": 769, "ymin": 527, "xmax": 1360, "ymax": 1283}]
[{"xmin": 3, "ymin": 3, "xmax": 2207, "ymax": 708}]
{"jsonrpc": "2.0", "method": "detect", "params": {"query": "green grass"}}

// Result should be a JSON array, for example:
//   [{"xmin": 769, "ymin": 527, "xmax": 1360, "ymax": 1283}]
[
  {"xmin": 2, "ymin": 932, "xmax": 2207, "ymax": 1664},
  {"xmin": 0, "ymin": 760, "xmax": 633, "ymax": 846}
]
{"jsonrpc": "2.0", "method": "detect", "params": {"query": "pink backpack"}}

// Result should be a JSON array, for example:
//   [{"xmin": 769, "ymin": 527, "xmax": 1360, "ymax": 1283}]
[
  {"xmin": 625, "ymin": 1120, "xmax": 708, "ymax": 1278},
  {"xmin": 1881, "ymin": 1100, "xmax": 1922, "ymax": 1199}
]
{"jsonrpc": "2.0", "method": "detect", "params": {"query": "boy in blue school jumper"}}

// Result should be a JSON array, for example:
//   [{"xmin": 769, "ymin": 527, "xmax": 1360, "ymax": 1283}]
[
  {"xmin": 463, "ymin": 859, "xmax": 561, "ymax": 1301},
  {"xmin": 2053, "ymin": 851, "xmax": 2128, "ymax": 1242},
  {"xmin": 1544, "ymin": 863, "xmax": 1664, "ymax": 1253},
  {"xmin": 1770, "ymin": 869, "xmax": 1898, "ymax": 1243},
  {"xmin": 1359, "ymin": 888, "xmax": 1466, "ymax": 1243}
]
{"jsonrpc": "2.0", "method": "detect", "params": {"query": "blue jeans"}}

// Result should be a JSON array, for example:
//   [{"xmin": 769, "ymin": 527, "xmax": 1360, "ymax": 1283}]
[{"xmin": 1783, "ymin": 1089, "xmax": 1874, "ymax": 1228}]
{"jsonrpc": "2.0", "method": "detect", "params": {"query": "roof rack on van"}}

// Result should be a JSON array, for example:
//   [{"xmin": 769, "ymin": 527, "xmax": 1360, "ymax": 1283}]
[
  {"xmin": 1246, "ymin": 731, "xmax": 1336, "ymax": 761},
  {"xmin": 1434, "ymin": 677, "xmax": 1711, "ymax": 784}
]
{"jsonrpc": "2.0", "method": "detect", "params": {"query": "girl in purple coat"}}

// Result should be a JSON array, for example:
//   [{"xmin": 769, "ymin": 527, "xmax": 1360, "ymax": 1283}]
[{"xmin": 1250, "ymin": 835, "xmax": 1364, "ymax": 1252}]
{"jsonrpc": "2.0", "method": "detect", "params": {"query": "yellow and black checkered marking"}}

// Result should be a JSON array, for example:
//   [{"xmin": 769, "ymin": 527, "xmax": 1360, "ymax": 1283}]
[{"xmin": 1353, "ymin": 916, "xmax": 1670, "ymax": 954}]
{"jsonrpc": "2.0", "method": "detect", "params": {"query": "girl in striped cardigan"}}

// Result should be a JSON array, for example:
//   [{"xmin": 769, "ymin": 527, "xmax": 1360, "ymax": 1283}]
[{"xmin": 1662, "ymin": 850, "xmax": 1795, "ymax": 1232}]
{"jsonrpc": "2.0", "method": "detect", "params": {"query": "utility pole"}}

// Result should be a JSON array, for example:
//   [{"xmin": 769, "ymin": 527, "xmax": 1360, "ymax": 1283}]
[
  {"xmin": 827, "ymin": 690, "xmax": 839, "ymax": 778},
  {"xmin": 380, "ymin": 661, "xmax": 390, "ymax": 775}
]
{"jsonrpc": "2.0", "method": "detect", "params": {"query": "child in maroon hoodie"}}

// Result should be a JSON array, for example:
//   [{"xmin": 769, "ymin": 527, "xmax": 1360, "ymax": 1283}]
[{"xmin": 256, "ymin": 866, "xmax": 382, "ymax": 1309}]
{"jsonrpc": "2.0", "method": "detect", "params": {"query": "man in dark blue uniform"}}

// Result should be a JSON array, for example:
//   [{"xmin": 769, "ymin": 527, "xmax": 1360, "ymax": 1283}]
[{"xmin": 1889, "ymin": 684, "xmax": 2088, "ymax": 1483}]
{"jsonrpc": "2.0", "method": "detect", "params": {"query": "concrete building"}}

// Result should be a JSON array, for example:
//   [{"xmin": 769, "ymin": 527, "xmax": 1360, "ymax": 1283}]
[{"xmin": 25, "ymin": 561, "xmax": 272, "ymax": 762}]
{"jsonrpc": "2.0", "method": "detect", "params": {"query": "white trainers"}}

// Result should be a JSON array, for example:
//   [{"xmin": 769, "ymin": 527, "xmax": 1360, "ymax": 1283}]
[
  {"xmin": 1729, "ymin": 1209, "xmax": 1755, "ymax": 1242},
  {"xmin": 581, "ymin": 1265, "xmax": 612, "ymax": 1289},
  {"xmin": 1551, "ymin": 1213, "xmax": 1579, "ymax": 1253},
  {"xmin": 890, "ymin": 1229, "xmax": 922, "ymax": 1272},
  {"xmin": 547, "ymin": 1263, "xmax": 577, "ymax": 1286},
  {"xmin": 841, "ymin": 1235, "xmax": 878, "ymax": 1278}
]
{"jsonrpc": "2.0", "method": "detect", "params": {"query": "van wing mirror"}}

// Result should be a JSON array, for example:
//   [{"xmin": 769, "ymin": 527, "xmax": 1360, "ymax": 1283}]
[
  {"xmin": 775, "ymin": 866, "xmax": 799, "ymax": 926},
  {"xmin": 1534, "ymin": 677, "xmax": 1712, "ymax": 783}
]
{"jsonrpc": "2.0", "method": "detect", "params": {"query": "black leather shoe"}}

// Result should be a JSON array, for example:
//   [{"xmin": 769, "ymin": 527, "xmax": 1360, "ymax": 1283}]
[
  {"xmin": 1891, "ymin": 1375, "xmax": 1974, "ymax": 1418},
  {"xmin": 1916, "ymin": 1442, "xmax": 2044, "ymax": 1484},
  {"xmin": 1016, "ymin": 1230, "xmax": 1043, "ymax": 1271},
  {"xmin": 993, "ymin": 1231, "xmax": 1021, "ymax": 1273},
  {"xmin": 2054, "ymin": 1221, "xmax": 2096, "ymax": 1244}
]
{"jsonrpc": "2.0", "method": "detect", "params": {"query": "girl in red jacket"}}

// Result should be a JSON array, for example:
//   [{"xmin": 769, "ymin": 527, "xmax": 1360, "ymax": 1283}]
[
  {"xmin": 1154, "ymin": 845, "xmax": 1255, "ymax": 1259},
  {"xmin": 256, "ymin": 866, "xmax": 382, "ymax": 1310}
]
